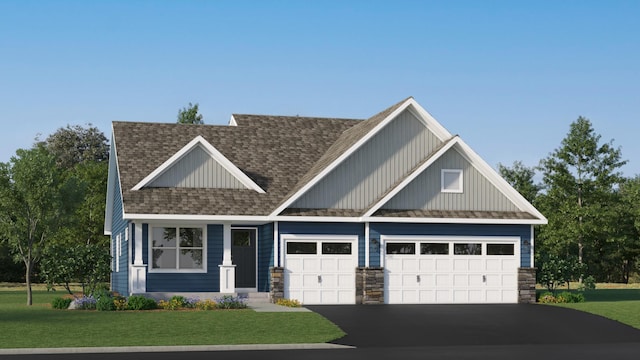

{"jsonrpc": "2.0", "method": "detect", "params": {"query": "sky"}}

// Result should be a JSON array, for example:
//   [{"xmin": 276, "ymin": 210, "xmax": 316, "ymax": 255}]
[{"xmin": 0, "ymin": 0, "xmax": 638, "ymax": 177}]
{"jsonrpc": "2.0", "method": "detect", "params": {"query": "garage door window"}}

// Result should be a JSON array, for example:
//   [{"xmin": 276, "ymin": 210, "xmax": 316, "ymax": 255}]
[
  {"xmin": 454, "ymin": 243, "xmax": 482, "ymax": 255},
  {"xmin": 420, "ymin": 243, "xmax": 449, "ymax": 255},
  {"xmin": 287, "ymin": 242, "xmax": 316, "ymax": 254},
  {"xmin": 387, "ymin": 243, "xmax": 415, "ymax": 255},
  {"xmin": 487, "ymin": 244, "xmax": 514, "ymax": 255},
  {"xmin": 322, "ymin": 242, "xmax": 352, "ymax": 255}
]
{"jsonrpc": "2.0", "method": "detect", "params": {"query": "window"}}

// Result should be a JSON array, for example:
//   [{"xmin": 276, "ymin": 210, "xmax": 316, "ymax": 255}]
[
  {"xmin": 420, "ymin": 243, "xmax": 449, "ymax": 255},
  {"xmin": 441, "ymin": 169, "xmax": 463, "ymax": 193},
  {"xmin": 322, "ymin": 242, "xmax": 352, "ymax": 255},
  {"xmin": 287, "ymin": 242, "xmax": 317, "ymax": 254},
  {"xmin": 487, "ymin": 244, "xmax": 514, "ymax": 255},
  {"xmin": 454, "ymin": 243, "xmax": 482, "ymax": 255},
  {"xmin": 150, "ymin": 226, "xmax": 204, "ymax": 271},
  {"xmin": 386, "ymin": 243, "xmax": 416, "ymax": 255}
]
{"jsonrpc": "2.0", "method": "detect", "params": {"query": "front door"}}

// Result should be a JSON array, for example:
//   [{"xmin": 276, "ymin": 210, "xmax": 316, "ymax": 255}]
[{"xmin": 232, "ymin": 228, "xmax": 257, "ymax": 289}]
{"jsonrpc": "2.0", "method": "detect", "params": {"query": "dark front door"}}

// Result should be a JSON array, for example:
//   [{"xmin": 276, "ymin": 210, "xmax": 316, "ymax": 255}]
[{"xmin": 231, "ymin": 229, "xmax": 257, "ymax": 289}]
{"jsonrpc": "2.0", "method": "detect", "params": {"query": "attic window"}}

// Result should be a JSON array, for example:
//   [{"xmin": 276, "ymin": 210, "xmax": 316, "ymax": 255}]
[{"xmin": 441, "ymin": 169, "xmax": 463, "ymax": 193}]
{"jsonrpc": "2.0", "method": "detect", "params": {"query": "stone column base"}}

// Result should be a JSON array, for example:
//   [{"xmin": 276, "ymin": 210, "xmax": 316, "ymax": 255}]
[
  {"xmin": 518, "ymin": 267, "xmax": 537, "ymax": 303},
  {"xmin": 356, "ymin": 267, "xmax": 384, "ymax": 304},
  {"xmin": 270, "ymin": 267, "xmax": 285, "ymax": 303}
]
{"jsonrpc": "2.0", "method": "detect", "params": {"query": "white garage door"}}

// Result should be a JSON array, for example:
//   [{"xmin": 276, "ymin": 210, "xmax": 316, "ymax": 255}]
[
  {"xmin": 384, "ymin": 237, "xmax": 519, "ymax": 304},
  {"xmin": 283, "ymin": 236, "xmax": 357, "ymax": 305}
]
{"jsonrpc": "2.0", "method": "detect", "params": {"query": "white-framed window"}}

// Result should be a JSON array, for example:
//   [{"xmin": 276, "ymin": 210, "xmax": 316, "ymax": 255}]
[
  {"xmin": 115, "ymin": 233, "xmax": 121, "ymax": 272},
  {"xmin": 441, "ymin": 169, "xmax": 463, "ymax": 193},
  {"xmin": 149, "ymin": 226, "xmax": 206, "ymax": 272}
]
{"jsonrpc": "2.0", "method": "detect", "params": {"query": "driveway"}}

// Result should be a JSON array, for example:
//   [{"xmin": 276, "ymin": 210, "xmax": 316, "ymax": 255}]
[{"xmin": 307, "ymin": 304, "xmax": 640, "ymax": 348}]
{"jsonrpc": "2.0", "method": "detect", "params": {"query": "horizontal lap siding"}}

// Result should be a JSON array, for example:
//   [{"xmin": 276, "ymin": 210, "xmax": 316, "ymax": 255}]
[
  {"xmin": 258, "ymin": 224, "xmax": 274, "ymax": 292},
  {"xmin": 146, "ymin": 224, "xmax": 222, "ymax": 292},
  {"xmin": 279, "ymin": 222, "xmax": 366, "ymax": 267},
  {"xmin": 111, "ymin": 177, "xmax": 129, "ymax": 295},
  {"xmin": 370, "ymin": 223, "xmax": 532, "ymax": 267}
]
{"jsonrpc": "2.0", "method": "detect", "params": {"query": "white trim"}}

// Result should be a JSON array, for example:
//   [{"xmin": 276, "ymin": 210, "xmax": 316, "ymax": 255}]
[
  {"xmin": 228, "ymin": 115, "xmax": 238, "ymax": 126},
  {"xmin": 364, "ymin": 216, "xmax": 547, "ymax": 225},
  {"xmin": 273, "ymin": 221, "xmax": 279, "ymax": 267},
  {"xmin": 441, "ymin": 169, "xmax": 464, "ymax": 193},
  {"xmin": 134, "ymin": 223, "xmax": 144, "ymax": 265},
  {"xmin": 115, "ymin": 233, "xmax": 121, "ymax": 273},
  {"xmin": 125, "ymin": 214, "xmax": 271, "ymax": 221},
  {"xmin": 147, "ymin": 224, "xmax": 208, "ymax": 273},
  {"xmin": 269, "ymin": 98, "xmax": 450, "ymax": 217},
  {"xmin": 131, "ymin": 135, "xmax": 265, "ymax": 194},
  {"xmin": 127, "ymin": 224, "xmax": 132, "ymax": 280},
  {"xmin": 364, "ymin": 222, "xmax": 370, "ymax": 267},
  {"xmin": 362, "ymin": 137, "xmax": 459, "ymax": 217},
  {"xmin": 530, "ymin": 225, "xmax": 535, "ymax": 268},
  {"xmin": 231, "ymin": 227, "xmax": 258, "ymax": 292},
  {"xmin": 281, "ymin": 234, "xmax": 359, "ymax": 254},
  {"xmin": 104, "ymin": 131, "xmax": 122, "ymax": 235}
]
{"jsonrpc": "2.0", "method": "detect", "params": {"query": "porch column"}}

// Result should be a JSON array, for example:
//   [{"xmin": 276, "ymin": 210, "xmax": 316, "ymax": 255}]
[
  {"xmin": 219, "ymin": 222, "xmax": 236, "ymax": 293},
  {"xmin": 130, "ymin": 223, "xmax": 147, "ymax": 294}
]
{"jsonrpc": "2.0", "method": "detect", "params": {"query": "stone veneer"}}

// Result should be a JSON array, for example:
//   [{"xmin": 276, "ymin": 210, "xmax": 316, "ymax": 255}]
[
  {"xmin": 518, "ymin": 267, "xmax": 537, "ymax": 303},
  {"xmin": 269, "ymin": 267, "xmax": 285, "ymax": 303},
  {"xmin": 355, "ymin": 267, "xmax": 385, "ymax": 304}
]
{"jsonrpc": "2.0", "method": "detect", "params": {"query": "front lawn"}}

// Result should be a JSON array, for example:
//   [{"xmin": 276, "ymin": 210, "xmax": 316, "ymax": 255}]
[
  {"xmin": 0, "ymin": 291, "xmax": 345, "ymax": 349},
  {"xmin": 539, "ymin": 287, "xmax": 640, "ymax": 330}
]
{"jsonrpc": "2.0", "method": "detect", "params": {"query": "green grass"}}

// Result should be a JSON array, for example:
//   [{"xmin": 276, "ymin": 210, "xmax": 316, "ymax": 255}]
[
  {"xmin": 0, "ymin": 291, "xmax": 345, "ymax": 349},
  {"xmin": 539, "ymin": 288, "xmax": 640, "ymax": 330}
]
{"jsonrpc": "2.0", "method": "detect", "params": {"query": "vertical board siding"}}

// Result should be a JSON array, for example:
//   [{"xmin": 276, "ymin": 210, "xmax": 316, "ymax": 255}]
[
  {"xmin": 258, "ymin": 223, "xmax": 275, "ymax": 292},
  {"xmin": 146, "ymin": 224, "xmax": 222, "ymax": 292},
  {"xmin": 149, "ymin": 145, "xmax": 246, "ymax": 189},
  {"xmin": 279, "ymin": 222, "xmax": 366, "ymax": 267},
  {"xmin": 371, "ymin": 223, "xmax": 532, "ymax": 267},
  {"xmin": 291, "ymin": 110, "xmax": 443, "ymax": 209},
  {"xmin": 383, "ymin": 146, "xmax": 519, "ymax": 212},
  {"xmin": 110, "ymin": 177, "xmax": 129, "ymax": 295}
]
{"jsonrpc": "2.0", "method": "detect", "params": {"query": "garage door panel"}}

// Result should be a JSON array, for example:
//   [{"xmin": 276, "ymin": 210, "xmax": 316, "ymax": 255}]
[
  {"xmin": 453, "ymin": 274, "xmax": 468, "ymax": 287},
  {"xmin": 453, "ymin": 290, "xmax": 468, "ymax": 303},
  {"xmin": 469, "ymin": 259, "xmax": 483, "ymax": 271},
  {"xmin": 420, "ymin": 259, "xmax": 435, "ymax": 271},
  {"xmin": 469, "ymin": 290, "xmax": 483, "ymax": 302},
  {"xmin": 486, "ymin": 259, "xmax": 501, "ymax": 271},
  {"xmin": 435, "ymin": 259, "xmax": 452, "ymax": 271},
  {"xmin": 337, "ymin": 258, "xmax": 354, "ymax": 271},
  {"xmin": 303, "ymin": 258, "xmax": 320, "ymax": 271},
  {"xmin": 402, "ymin": 259, "xmax": 419, "ymax": 271},
  {"xmin": 453, "ymin": 259, "xmax": 468, "ymax": 271},
  {"xmin": 435, "ymin": 274, "xmax": 451, "ymax": 286}
]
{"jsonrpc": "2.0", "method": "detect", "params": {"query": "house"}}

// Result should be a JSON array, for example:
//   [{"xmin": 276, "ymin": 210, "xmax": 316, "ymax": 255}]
[{"xmin": 104, "ymin": 97, "xmax": 546, "ymax": 305}]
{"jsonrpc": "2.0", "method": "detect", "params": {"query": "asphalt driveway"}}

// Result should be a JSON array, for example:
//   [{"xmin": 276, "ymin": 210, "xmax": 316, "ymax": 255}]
[{"xmin": 307, "ymin": 304, "xmax": 640, "ymax": 348}]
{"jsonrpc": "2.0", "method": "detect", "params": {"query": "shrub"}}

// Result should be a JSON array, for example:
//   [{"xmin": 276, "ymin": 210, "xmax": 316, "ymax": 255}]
[
  {"xmin": 127, "ymin": 295, "xmax": 157, "ymax": 310},
  {"xmin": 195, "ymin": 299, "xmax": 217, "ymax": 310},
  {"xmin": 538, "ymin": 292, "xmax": 558, "ymax": 303},
  {"xmin": 276, "ymin": 298, "xmax": 302, "ymax": 307},
  {"xmin": 215, "ymin": 295, "xmax": 247, "ymax": 309},
  {"xmin": 113, "ymin": 296, "xmax": 128, "ymax": 311},
  {"xmin": 96, "ymin": 294, "xmax": 115, "ymax": 311},
  {"xmin": 51, "ymin": 297, "xmax": 73, "ymax": 310},
  {"xmin": 75, "ymin": 295, "xmax": 97, "ymax": 310},
  {"xmin": 557, "ymin": 291, "xmax": 585, "ymax": 303},
  {"xmin": 578, "ymin": 276, "xmax": 597, "ymax": 291}
]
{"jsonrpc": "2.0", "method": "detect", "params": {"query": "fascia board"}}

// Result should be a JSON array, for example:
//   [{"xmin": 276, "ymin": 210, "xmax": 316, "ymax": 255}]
[
  {"xmin": 452, "ymin": 138, "xmax": 548, "ymax": 223},
  {"xmin": 228, "ymin": 115, "xmax": 238, "ymax": 126},
  {"xmin": 362, "ymin": 136, "xmax": 459, "ymax": 217},
  {"xmin": 130, "ymin": 135, "xmax": 265, "ymax": 194},
  {"xmin": 405, "ymin": 99, "xmax": 453, "ymax": 140},
  {"xmin": 268, "ymin": 98, "xmax": 415, "ymax": 217},
  {"xmin": 362, "ymin": 216, "xmax": 547, "ymax": 225},
  {"xmin": 104, "ymin": 129, "xmax": 120, "ymax": 235}
]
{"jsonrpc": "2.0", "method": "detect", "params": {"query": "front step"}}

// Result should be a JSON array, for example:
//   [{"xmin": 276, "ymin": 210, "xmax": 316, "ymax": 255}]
[{"xmin": 238, "ymin": 292, "xmax": 270, "ymax": 302}]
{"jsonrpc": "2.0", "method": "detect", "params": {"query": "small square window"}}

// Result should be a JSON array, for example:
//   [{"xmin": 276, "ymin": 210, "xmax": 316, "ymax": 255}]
[{"xmin": 442, "ymin": 169, "xmax": 463, "ymax": 193}]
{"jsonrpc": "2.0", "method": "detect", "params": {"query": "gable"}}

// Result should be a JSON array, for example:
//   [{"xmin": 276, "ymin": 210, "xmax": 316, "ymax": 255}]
[
  {"xmin": 147, "ymin": 145, "xmax": 246, "ymax": 189},
  {"xmin": 381, "ymin": 145, "xmax": 519, "ymax": 212},
  {"xmin": 289, "ymin": 108, "xmax": 444, "ymax": 210}
]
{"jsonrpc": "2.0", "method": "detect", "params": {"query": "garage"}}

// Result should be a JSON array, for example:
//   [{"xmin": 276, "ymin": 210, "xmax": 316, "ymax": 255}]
[
  {"xmin": 383, "ymin": 236, "xmax": 519, "ymax": 304},
  {"xmin": 283, "ymin": 235, "xmax": 358, "ymax": 305}
]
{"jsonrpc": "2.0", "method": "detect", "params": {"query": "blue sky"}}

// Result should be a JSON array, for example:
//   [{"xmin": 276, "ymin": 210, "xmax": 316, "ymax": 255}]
[{"xmin": 1, "ymin": 0, "xmax": 638, "ymax": 177}]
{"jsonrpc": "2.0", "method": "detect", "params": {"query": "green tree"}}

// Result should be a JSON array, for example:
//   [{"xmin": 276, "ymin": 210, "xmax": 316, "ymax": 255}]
[
  {"xmin": 498, "ymin": 161, "xmax": 541, "ymax": 203},
  {"xmin": 41, "ymin": 243, "xmax": 111, "ymax": 296},
  {"xmin": 177, "ymin": 102, "xmax": 204, "ymax": 124},
  {"xmin": 0, "ymin": 145, "xmax": 79, "ymax": 305},
  {"xmin": 43, "ymin": 124, "xmax": 108, "ymax": 170},
  {"xmin": 537, "ymin": 117, "xmax": 626, "ymax": 281}
]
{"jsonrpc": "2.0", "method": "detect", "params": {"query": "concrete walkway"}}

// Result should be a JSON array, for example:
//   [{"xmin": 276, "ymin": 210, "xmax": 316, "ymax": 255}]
[{"xmin": 246, "ymin": 300, "xmax": 311, "ymax": 312}]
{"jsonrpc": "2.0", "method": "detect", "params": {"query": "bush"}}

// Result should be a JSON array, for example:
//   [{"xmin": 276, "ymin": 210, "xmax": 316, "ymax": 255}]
[
  {"xmin": 538, "ymin": 291, "xmax": 585, "ymax": 304},
  {"xmin": 113, "ymin": 296, "xmax": 128, "ymax": 311},
  {"xmin": 215, "ymin": 295, "xmax": 247, "ymax": 309},
  {"xmin": 276, "ymin": 298, "xmax": 302, "ymax": 307},
  {"xmin": 51, "ymin": 297, "xmax": 72, "ymax": 310},
  {"xmin": 127, "ymin": 295, "xmax": 157, "ymax": 310},
  {"xmin": 96, "ymin": 294, "xmax": 115, "ymax": 311},
  {"xmin": 195, "ymin": 299, "xmax": 217, "ymax": 310},
  {"xmin": 75, "ymin": 295, "xmax": 97, "ymax": 310},
  {"xmin": 538, "ymin": 292, "xmax": 558, "ymax": 303}
]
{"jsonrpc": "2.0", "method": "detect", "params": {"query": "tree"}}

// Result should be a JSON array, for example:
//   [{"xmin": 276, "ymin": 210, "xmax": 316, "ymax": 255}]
[
  {"xmin": 43, "ymin": 124, "xmax": 109, "ymax": 170},
  {"xmin": 537, "ymin": 117, "xmax": 626, "ymax": 281},
  {"xmin": 177, "ymin": 102, "xmax": 204, "ymax": 124},
  {"xmin": 498, "ymin": 161, "xmax": 541, "ymax": 203},
  {"xmin": 40, "ymin": 243, "xmax": 111, "ymax": 296},
  {"xmin": 0, "ymin": 145, "xmax": 79, "ymax": 305}
]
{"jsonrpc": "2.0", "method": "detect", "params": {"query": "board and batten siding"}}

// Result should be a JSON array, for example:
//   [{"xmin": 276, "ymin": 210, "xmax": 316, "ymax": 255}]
[
  {"xmin": 370, "ymin": 223, "xmax": 532, "ymax": 268},
  {"xmin": 111, "ymin": 176, "xmax": 129, "ymax": 295},
  {"xmin": 383, "ymin": 146, "xmax": 519, "ymax": 212},
  {"xmin": 148, "ymin": 145, "xmax": 246, "ymax": 189},
  {"xmin": 145, "ymin": 224, "xmax": 223, "ymax": 292},
  {"xmin": 291, "ymin": 109, "xmax": 443, "ymax": 210}
]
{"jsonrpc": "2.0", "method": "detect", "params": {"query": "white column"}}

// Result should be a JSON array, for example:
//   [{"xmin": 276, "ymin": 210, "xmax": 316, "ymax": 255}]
[
  {"xmin": 273, "ymin": 221, "xmax": 279, "ymax": 267},
  {"xmin": 364, "ymin": 222, "xmax": 370, "ymax": 268},
  {"xmin": 219, "ymin": 222, "xmax": 236, "ymax": 293},
  {"xmin": 130, "ymin": 223, "xmax": 147, "ymax": 294}
]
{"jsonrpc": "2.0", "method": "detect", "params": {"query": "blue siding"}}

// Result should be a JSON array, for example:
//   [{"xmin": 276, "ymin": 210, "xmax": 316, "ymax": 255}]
[
  {"xmin": 258, "ymin": 223, "xmax": 274, "ymax": 292},
  {"xmin": 146, "ymin": 224, "xmax": 222, "ymax": 292},
  {"xmin": 370, "ymin": 223, "xmax": 532, "ymax": 267},
  {"xmin": 279, "ymin": 222, "xmax": 366, "ymax": 267},
  {"xmin": 110, "ymin": 177, "xmax": 129, "ymax": 295}
]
